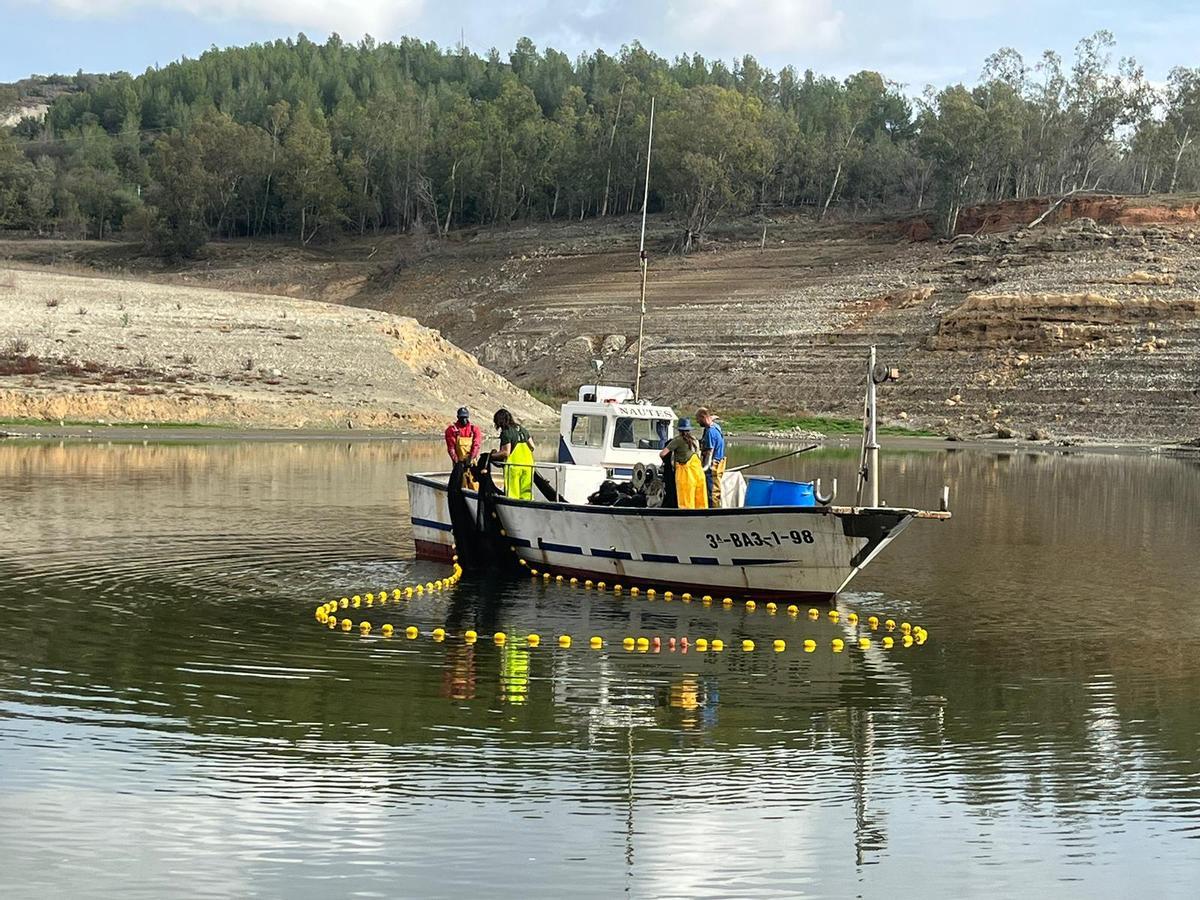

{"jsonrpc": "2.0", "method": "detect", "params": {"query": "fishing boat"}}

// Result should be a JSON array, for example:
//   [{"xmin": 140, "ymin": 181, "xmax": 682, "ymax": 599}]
[
  {"xmin": 407, "ymin": 349, "xmax": 950, "ymax": 600},
  {"xmin": 406, "ymin": 98, "xmax": 950, "ymax": 600}
]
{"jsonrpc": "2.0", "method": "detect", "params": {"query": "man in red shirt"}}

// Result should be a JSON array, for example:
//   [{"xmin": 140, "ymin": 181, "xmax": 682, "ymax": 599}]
[{"xmin": 445, "ymin": 406, "xmax": 482, "ymax": 488}]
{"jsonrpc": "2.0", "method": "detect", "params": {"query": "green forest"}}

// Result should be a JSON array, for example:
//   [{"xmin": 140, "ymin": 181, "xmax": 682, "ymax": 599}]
[{"xmin": 1, "ymin": 30, "xmax": 1198, "ymax": 257}]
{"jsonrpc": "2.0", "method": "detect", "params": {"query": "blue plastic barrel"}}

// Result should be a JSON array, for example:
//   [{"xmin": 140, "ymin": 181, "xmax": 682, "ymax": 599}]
[
  {"xmin": 744, "ymin": 477, "xmax": 774, "ymax": 506},
  {"xmin": 770, "ymin": 479, "xmax": 816, "ymax": 506},
  {"xmin": 744, "ymin": 477, "xmax": 816, "ymax": 507}
]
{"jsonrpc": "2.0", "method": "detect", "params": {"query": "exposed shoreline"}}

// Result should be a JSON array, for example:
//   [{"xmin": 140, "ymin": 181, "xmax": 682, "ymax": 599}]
[
  {"xmin": 4, "ymin": 419, "xmax": 1196, "ymax": 461},
  {"xmin": 1, "ymin": 266, "xmax": 552, "ymax": 431},
  {"xmin": 5, "ymin": 209, "xmax": 1200, "ymax": 448}
]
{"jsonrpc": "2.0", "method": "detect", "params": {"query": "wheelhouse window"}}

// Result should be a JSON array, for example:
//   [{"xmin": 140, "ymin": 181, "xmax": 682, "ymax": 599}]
[
  {"xmin": 569, "ymin": 414, "xmax": 607, "ymax": 447},
  {"xmin": 612, "ymin": 417, "xmax": 672, "ymax": 450}
]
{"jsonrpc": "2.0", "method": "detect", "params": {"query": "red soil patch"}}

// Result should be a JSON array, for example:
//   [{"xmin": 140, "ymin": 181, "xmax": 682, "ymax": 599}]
[{"xmin": 898, "ymin": 195, "xmax": 1200, "ymax": 241}]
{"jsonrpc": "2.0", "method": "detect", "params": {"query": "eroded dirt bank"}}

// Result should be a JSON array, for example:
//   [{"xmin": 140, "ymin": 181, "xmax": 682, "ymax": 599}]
[
  {"xmin": 367, "ymin": 213, "xmax": 1200, "ymax": 445},
  {"xmin": 4, "ymin": 197, "xmax": 1200, "ymax": 444},
  {"xmin": 0, "ymin": 268, "xmax": 551, "ymax": 430}
]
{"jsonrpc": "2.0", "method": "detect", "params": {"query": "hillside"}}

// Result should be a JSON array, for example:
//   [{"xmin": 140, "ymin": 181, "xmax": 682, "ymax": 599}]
[
  {"xmin": 370, "ymin": 207, "xmax": 1200, "ymax": 445},
  {"xmin": 3, "ymin": 196, "xmax": 1200, "ymax": 444},
  {"xmin": 0, "ymin": 267, "xmax": 551, "ymax": 430},
  {"xmin": 4, "ymin": 31, "xmax": 1199, "ymax": 258},
  {"xmin": 0, "ymin": 74, "xmax": 77, "ymax": 127}
]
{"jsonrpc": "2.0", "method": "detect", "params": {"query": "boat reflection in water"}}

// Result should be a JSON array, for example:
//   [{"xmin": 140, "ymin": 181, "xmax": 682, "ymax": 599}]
[
  {"xmin": 440, "ymin": 641, "xmax": 478, "ymax": 701},
  {"xmin": 445, "ymin": 597, "xmax": 919, "ymax": 879}
]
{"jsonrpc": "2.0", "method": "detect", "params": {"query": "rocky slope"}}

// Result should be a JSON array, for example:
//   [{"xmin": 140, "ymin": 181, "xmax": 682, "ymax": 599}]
[
  {"xmin": 370, "ymin": 212, "xmax": 1200, "ymax": 444},
  {"xmin": 0, "ymin": 268, "xmax": 551, "ymax": 430},
  {"xmin": 4, "ymin": 197, "xmax": 1199, "ymax": 443}
]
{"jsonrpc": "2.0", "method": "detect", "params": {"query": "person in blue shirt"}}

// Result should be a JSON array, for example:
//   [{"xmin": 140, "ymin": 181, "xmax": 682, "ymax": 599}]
[{"xmin": 697, "ymin": 407, "xmax": 727, "ymax": 508}]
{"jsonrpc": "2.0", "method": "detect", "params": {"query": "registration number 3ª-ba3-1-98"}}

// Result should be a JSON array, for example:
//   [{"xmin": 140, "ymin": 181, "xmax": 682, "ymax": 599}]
[{"xmin": 705, "ymin": 529, "xmax": 814, "ymax": 549}]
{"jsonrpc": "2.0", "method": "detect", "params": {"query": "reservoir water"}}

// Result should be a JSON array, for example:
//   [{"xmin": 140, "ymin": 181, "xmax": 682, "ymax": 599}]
[{"xmin": 1, "ymin": 438, "xmax": 1198, "ymax": 898}]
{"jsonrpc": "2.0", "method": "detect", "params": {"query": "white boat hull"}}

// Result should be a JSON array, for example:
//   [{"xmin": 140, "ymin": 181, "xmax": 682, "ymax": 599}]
[{"xmin": 408, "ymin": 473, "xmax": 928, "ymax": 600}]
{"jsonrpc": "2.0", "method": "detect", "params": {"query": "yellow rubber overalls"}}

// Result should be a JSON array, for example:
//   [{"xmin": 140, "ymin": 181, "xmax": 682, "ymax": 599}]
[
  {"xmin": 454, "ymin": 430, "xmax": 478, "ymax": 490},
  {"xmin": 676, "ymin": 454, "xmax": 709, "ymax": 509},
  {"xmin": 505, "ymin": 440, "xmax": 534, "ymax": 500}
]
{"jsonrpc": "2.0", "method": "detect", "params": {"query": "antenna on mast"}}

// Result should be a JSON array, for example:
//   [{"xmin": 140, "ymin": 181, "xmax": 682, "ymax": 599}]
[{"xmin": 633, "ymin": 96, "xmax": 655, "ymax": 402}]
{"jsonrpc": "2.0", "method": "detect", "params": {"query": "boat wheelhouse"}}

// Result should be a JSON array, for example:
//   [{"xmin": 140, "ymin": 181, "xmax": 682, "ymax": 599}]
[{"xmin": 556, "ymin": 384, "xmax": 676, "ymax": 475}]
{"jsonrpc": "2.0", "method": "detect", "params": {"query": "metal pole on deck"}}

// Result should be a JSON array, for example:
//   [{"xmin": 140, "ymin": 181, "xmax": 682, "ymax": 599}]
[
  {"xmin": 866, "ymin": 345, "xmax": 880, "ymax": 507},
  {"xmin": 633, "ymin": 96, "xmax": 655, "ymax": 402}
]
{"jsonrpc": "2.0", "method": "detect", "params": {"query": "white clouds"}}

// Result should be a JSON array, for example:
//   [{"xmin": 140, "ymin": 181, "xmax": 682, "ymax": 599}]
[
  {"xmin": 911, "ymin": 0, "xmax": 1012, "ymax": 22},
  {"xmin": 665, "ymin": 0, "xmax": 844, "ymax": 54},
  {"xmin": 10, "ymin": 0, "xmax": 1194, "ymax": 91},
  {"xmin": 39, "ymin": 0, "xmax": 844, "ymax": 57},
  {"xmin": 44, "ymin": 0, "xmax": 424, "ymax": 36}
]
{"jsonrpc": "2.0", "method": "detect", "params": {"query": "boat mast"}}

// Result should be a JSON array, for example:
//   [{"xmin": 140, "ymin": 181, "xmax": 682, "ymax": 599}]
[
  {"xmin": 866, "ymin": 346, "xmax": 880, "ymax": 506},
  {"xmin": 633, "ymin": 96, "xmax": 655, "ymax": 401}
]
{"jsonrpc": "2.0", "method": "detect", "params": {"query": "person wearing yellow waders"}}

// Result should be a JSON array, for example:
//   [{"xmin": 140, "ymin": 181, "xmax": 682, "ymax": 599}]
[
  {"xmin": 660, "ymin": 418, "xmax": 708, "ymax": 509},
  {"xmin": 697, "ymin": 407, "xmax": 727, "ymax": 508},
  {"xmin": 445, "ymin": 406, "xmax": 483, "ymax": 489},
  {"xmin": 492, "ymin": 408, "xmax": 536, "ymax": 500}
]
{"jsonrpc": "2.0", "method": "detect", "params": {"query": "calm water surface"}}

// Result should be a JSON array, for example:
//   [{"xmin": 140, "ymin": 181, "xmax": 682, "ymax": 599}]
[{"xmin": 1, "ymin": 437, "xmax": 1198, "ymax": 899}]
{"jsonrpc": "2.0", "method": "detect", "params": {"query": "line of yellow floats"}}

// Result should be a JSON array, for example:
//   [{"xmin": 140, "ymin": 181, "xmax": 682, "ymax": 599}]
[
  {"xmin": 312, "ymin": 554, "xmax": 929, "ymax": 652},
  {"xmin": 313, "ymin": 560, "xmax": 465, "ymax": 638}
]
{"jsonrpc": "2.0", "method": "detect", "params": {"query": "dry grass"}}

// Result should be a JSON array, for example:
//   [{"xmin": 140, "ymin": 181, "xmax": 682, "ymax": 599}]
[{"xmin": 0, "ymin": 337, "xmax": 41, "ymax": 376}]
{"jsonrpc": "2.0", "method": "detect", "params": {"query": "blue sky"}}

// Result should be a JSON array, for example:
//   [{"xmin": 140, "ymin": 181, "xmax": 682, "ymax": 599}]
[{"xmin": 1, "ymin": 0, "xmax": 1196, "ymax": 89}]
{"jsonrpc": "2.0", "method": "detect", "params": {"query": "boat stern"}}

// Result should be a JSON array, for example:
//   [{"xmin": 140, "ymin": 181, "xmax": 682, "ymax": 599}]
[{"xmin": 407, "ymin": 472, "xmax": 460, "ymax": 561}]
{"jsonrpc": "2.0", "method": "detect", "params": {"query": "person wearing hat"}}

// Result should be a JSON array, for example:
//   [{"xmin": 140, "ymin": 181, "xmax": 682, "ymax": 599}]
[
  {"xmin": 445, "ymin": 406, "xmax": 482, "ymax": 489},
  {"xmin": 659, "ymin": 417, "xmax": 708, "ymax": 509},
  {"xmin": 697, "ymin": 407, "xmax": 726, "ymax": 508}
]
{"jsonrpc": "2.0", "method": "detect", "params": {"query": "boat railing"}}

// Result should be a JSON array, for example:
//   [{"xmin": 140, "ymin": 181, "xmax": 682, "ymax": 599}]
[
  {"xmin": 493, "ymin": 459, "xmax": 558, "ymax": 492},
  {"xmin": 493, "ymin": 459, "xmax": 609, "ymax": 505}
]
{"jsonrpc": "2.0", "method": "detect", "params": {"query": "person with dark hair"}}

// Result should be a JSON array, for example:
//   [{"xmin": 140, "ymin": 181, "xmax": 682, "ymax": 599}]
[
  {"xmin": 659, "ymin": 418, "xmax": 708, "ymax": 509},
  {"xmin": 697, "ymin": 407, "xmax": 727, "ymax": 508},
  {"xmin": 445, "ymin": 406, "xmax": 483, "ymax": 489},
  {"xmin": 492, "ymin": 408, "xmax": 537, "ymax": 500}
]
